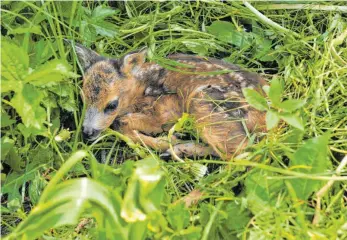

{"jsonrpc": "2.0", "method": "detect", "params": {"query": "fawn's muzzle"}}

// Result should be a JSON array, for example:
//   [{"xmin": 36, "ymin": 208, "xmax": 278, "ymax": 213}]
[{"xmin": 82, "ymin": 127, "xmax": 101, "ymax": 141}]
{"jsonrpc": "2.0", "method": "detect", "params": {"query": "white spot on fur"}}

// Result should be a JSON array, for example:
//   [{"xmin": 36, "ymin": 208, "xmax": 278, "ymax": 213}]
[
  {"xmin": 145, "ymin": 87, "xmax": 152, "ymax": 95},
  {"xmin": 195, "ymin": 85, "xmax": 209, "ymax": 92},
  {"xmin": 224, "ymin": 91, "xmax": 239, "ymax": 98},
  {"xmin": 110, "ymin": 96, "xmax": 119, "ymax": 101},
  {"xmin": 148, "ymin": 64, "xmax": 162, "ymax": 71},
  {"xmin": 210, "ymin": 85, "xmax": 225, "ymax": 92},
  {"xmin": 206, "ymin": 64, "xmax": 213, "ymax": 69},
  {"xmin": 228, "ymin": 72, "xmax": 244, "ymax": 82}
]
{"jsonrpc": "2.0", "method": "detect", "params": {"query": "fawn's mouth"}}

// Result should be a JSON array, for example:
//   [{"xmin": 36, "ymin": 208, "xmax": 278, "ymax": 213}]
[
  {"xmin": 85, "ymin": 133, "xmax": 101, "ymax": 142},
  {"xmin": 82, "ymin": 128, "xmax": 102, "ymax": 141}
]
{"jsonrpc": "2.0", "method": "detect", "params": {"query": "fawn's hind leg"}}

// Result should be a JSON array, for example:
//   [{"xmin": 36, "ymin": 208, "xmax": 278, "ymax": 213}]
[
  {"xmin": 198, "ymin": 120, "xmax": 248, "ymax": 160},
  {"xmin": 189, "ymin": 95, "xmax": 249, "ymax": 160}
]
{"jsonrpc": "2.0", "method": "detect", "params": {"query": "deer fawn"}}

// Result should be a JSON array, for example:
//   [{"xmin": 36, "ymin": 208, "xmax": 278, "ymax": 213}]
[{"xmin": 75, "ymin": 44, "xmax": 267, "ymax": 160}]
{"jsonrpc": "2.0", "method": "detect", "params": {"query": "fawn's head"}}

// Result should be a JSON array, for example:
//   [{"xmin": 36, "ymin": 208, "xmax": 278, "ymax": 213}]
[{"xmin": 74, "ymin": 44, "xmax": 147, "ymax": 140}]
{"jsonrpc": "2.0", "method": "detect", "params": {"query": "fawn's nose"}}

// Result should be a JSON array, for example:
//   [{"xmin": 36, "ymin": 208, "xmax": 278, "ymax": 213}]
[{"xmin": 82, "ymin": 127, "xmax": 101, "ymax": 140}]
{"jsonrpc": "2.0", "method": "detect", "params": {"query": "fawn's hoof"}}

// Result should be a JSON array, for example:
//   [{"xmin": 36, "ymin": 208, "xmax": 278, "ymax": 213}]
[{"xmin": 159, "ymin": 152, "xmax": 172, "ymax": 161}]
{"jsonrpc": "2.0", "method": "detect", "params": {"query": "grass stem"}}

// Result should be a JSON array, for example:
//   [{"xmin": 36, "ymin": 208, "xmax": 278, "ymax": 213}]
[
  {"xmin": 256, "ymin": 4, "xmax": 347, "ymax": 13},
  {"xmin": 243, "ymin": 1, "xmax": 300, "ymax": 37}
]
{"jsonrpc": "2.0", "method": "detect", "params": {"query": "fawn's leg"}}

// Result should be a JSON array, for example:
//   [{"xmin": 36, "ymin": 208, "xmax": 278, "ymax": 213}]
[
  {"xmin": 115, "ymin": 95, "xmax": 190, "ymax": 153},
  {"xmin": 188, "ymin": 92, "xmax": 249, "ymax": 160},
  {"xmin": 114, "ymin": 108, "xmax": 216, "ymax": 158},
  {"xmin": 113, "ymin": 113, "xmax": 176, "ymax": 151},
  {"xmin": 164, "ymin": 142, "xmax": 218, "ymax": 158}
]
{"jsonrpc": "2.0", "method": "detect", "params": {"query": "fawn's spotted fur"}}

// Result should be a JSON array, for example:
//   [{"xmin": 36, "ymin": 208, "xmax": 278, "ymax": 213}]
[{"xmin": 76, "ymin": 44, "xmax": 267, "ymax": 160}]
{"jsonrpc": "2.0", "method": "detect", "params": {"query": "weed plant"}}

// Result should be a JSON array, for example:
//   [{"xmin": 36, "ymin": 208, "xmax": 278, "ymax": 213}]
[{"xmin": 1, "ymin": 1, "xmax": 347, "ymax": 239}]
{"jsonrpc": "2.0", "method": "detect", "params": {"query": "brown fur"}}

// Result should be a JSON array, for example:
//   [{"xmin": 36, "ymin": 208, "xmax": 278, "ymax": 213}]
[{"xmin": 78, "ymin": 45, "xmax": 267, "ymax": 160}]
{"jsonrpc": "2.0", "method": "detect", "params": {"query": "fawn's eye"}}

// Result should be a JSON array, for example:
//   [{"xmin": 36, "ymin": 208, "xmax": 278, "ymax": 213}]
[{"xmin": 104, "ymin": 99, "xmax": 119, "ymax": 114}]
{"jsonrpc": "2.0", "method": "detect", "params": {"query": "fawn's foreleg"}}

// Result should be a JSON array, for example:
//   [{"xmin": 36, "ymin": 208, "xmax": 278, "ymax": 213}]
[
  {"xmin": 113, "ymin": 113, "xmax": 176, "ymax": 151},
  {"xmin": 163, "ymin": 142, "xmax": 218, "ymax": 159},
  {"xmin": 114, "ymin": 112, "xmax": 216, "ymax": 158}
]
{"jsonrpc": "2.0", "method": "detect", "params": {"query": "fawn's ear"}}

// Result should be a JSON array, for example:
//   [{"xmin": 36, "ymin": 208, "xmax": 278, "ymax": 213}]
[
  {"xmin": 74, "ymin": 43, "xmax": 100, "ymax": 71},
  {"xmin": 121, "ymin": 49, "xmax": 147, "ymax": 75}
]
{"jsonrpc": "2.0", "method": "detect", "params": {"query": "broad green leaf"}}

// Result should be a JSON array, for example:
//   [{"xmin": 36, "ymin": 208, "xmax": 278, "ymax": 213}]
[
  {"xmin": 278, "ymin": 99, "xmax": 306, "ymax": 112},
  {"xmin": 49, "ymin": 83, "xmax": 73, "ymax": 97},
  {"xmin": 183, "ymin": 40, "xmax": 209, "ymax": 55},
  {"xmin": 1, "ymin": 112, "xmax": 16, "ymax": 127},
  {"xmin": 284, "ymin": 128, "xmax": 304, "ymax": 145},
  {"xmin": 6, "ymin": 147, "xmax": 22, "ymax": 172},
  {"xmin": 1, "ymin": 136, "xmax": 14, "ymax": 159},
  {"xmin": 11, "ymin": 178, "xmax": 127, "ymax": 240},
  {"xmin": 28, "ymin": 173, "xmax": 46, "ymax": 205},
  {"xmin": 207, "ymin": 21, "xmax": 252, "ymax": 49},
  {"xmin": 251, "ymin": 20, "xmax": 277, "ymax": 59},
  {"xmin": 25, "ymin": 60, "xmax": 78, "ymax": 86},
  {"xmin": 92, "ymin": 5, "xmax": 118, "ymax": 21},
  {"xmin": 31, "ymin": 39, "xmax": 58, "ymax": 67},
  {"xmin": 121, "ymin": 158, "xmax": 165, "ymax": 223},
  {"xmin": 245, "ymin": 170, "xmax": 284, "ymax": 213},
  {"xmin": 280, "ymin": 113, "xmax": 304, "ymax": 131},
  {"xmin": 27, "ymin": 145, "xmax": 55, "ymax": 167},
  {"xmin": 2, "ymin": 147, "xmax": 51, "ymax": 195},
  {"xmin": 242, "ymin": 88, "xmax": 268, "ymax": 111},
  {"xmin": 55, "ymin": 1, "xmax": 79, "ymax": 18},
  {"xmin": 42, "ymin": 93, "xmax": 58, "ymax": 109},
  {"xmin": 94, "ymin": 21, "xmax": 118, "ymax": 38},
  {"xmin": 59, "ymin": 97, "xmax": 77, "ymax": 112},
  {"xmin": 121, "ymin": 160, "xmax": 136, "ymax": 179},
  {"xmin": 224, "ymin": 201, "xmax": 251, "ymax": 231},
  {"xmin": 266, "ymin": 110, "xmax": 280, "ymax": 130},
  {"xmin": 167, "ymin": 203, "xmax": 190, "ymax": 231},
  {"xmin": 80, "ymin": 5, "xmax": 118, "ymax": 41},
  {"xmin": 289, "ymin": 133, "xmax": 330, "ymax": 200},
  {"xmin": 11, "ymin": 151, "xmax": 124, "ymax": 240},
  {"xmin": 269, "ymin": 78, "xmax": 282, "ymax": 105},
  {"xmin": 80, "ymin": 20, "xmax": 97, "ymax": 44},
  {"xmin": 7, "ymin": 190, "xmax": 21, "ymax": 212},
  {"xmin": 128, "ymin": 221, "xmax": 148, "ymax": 240},
  {"xmin": 2, "ymin": 169, "xmax": 37, "ymax": 195},
  {"xmin": 11, "ymin": 84, "xmax": 46, "ymax": 130},
  {"xmin": 253, "ymin": 34, "xmax": 276, "ymax": 62},
  {"xmin": 17, "ymin": 123, "xmax": 46, "ymax": 139},
  {"xmin": 1, "ymin": 80, "xmax": 23, "ymax": 93},
  {"xmin": 1, "ymin": 39, "xmax": 29, "ymax": 82},
  {"xmin": 83, "ymin": 5, "xmax": 92, "ymax": 16}
]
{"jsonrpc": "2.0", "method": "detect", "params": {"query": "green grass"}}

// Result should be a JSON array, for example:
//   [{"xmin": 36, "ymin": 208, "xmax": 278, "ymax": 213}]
[{"xmin": 1, "ymin": 1, "xmax": 347, "ymax": 239}]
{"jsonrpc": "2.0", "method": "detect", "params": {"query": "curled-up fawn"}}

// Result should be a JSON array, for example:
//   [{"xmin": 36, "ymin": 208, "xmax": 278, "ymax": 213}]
[{"xmin": 76, "ymin": 44, "xmax": 267, "ymax": 160}]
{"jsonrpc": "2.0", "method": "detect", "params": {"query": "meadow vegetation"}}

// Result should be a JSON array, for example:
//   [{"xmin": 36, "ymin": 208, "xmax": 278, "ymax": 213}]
[{"xmin": 1, "ymin": 1, "xmax": 347, "ymax": 239}]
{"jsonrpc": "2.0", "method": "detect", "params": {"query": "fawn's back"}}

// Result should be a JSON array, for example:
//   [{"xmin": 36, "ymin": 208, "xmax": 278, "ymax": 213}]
[{"xmin": 141, "ymin": 54, "xmax": 268, "ymax": 157}]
